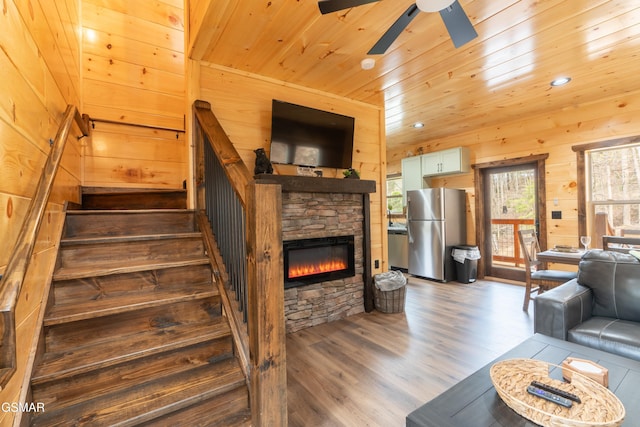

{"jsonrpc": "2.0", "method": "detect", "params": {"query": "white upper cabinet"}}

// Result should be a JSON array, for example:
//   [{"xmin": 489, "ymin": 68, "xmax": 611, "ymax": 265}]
[
  {"xmin": 420, "ymin": 147, "xmax": 470, "ymax": 177},
  {"xmin": 401, "ymin": 147, "xmax": 470, "ymax": 205},
  {"xmin": 401, "ymin": 155, "xmax": 424, "ymax": 205}
]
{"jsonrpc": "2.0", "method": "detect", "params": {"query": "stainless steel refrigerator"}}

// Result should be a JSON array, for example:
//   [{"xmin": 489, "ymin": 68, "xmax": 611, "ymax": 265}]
[{"xmin": 407, "ymin": 188, "xmax": 466, "ymax": 281}]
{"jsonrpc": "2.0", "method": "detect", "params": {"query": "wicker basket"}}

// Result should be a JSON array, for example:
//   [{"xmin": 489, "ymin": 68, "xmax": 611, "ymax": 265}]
[
  {"xmin": 373, "ymin": 285, "xmax": 406, "ymax": 313},
  {"xmin": 490, "ymin": 358, "xmax": 625, "ymax": 427}
]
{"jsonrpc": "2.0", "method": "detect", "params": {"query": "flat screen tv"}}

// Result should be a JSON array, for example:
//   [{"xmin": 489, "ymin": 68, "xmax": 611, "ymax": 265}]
[{"xmin": 269, "ymin": 100, "xmax": 354, "ymax": 169}]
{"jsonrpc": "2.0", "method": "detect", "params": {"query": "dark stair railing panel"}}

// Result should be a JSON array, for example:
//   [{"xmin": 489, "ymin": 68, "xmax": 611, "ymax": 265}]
[
  {"xmin": 193, "ymin": 100, "xmax": 287, "ymax": 426},
  {"xmin": 204, "ymin": 139, "xmax": 248, "ymax": 320}
]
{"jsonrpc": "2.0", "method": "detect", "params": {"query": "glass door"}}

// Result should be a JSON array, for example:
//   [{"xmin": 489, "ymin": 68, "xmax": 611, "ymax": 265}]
[{"xmin": 483, "ymin": 164, "xmax": 539, "ymax": 281}]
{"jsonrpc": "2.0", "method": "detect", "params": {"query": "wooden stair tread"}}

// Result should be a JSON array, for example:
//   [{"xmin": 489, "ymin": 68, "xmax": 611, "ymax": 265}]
[
  {"xmin": 53, "ymin": 258, "xmax": 211, "ymax": 281},
  {"xmin": 80, "ymin": 187, "xmax": 187, "ymax": 210},
  {"xmin": 32, "ymin": 318, "xmax": 231, "ymax": 385},
  {"xmin": 67, "ymin": 208, "xmax": 194, "ymax": 215},
  {"xmin": 141, "ymin": 387, "xmax": 251, "ymax": 427},
  {"xmin": 61, "ymin": 231, "xmax": 202, "ymax": 246},
  {"xmin": 45, "ymin": 285, "xmax": 219, "ymax": 326},
  {"xmin": 32, "ymin": 359, "xmax": 245, "ymax": 427},
  {"xmin": 62, "ymin": 209, "xmax": 198, "ymax": 239},
  {"xmin": 32, "ymin": 340, "xmax": 234, "ymax": 411},
  {"xmin": 81, "ymin": 187, "xmax": 187, "ymax": 195}
]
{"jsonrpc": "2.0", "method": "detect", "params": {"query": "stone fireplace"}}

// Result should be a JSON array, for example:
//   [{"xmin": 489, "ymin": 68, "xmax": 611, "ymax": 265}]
[{"xmin": 256, "ymin": 175, "xmax": 375, "ymax": 334}]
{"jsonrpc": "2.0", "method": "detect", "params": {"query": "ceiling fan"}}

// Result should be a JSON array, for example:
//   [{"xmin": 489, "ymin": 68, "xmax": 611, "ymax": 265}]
[{"xmin": 318, "ymin": 0, "xmax": 478, "ymax": 54}]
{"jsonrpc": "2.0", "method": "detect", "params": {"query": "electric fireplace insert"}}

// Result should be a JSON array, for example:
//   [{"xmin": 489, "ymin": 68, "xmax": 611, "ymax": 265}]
[{"xmin": 283, "ymin": 235, "xmax": 355, "ymax": 288}]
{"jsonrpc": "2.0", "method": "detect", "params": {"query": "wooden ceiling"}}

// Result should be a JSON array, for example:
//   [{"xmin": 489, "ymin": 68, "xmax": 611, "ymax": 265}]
[{"xmin": 192, "ymin": 0, "xmax": 640, "ymax": 153}]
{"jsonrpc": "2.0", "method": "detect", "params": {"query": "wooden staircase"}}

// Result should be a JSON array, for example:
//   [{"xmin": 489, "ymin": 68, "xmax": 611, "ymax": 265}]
[{"xmin": 29, "ymin": 189, "xmax": 250, "ymax": 426}]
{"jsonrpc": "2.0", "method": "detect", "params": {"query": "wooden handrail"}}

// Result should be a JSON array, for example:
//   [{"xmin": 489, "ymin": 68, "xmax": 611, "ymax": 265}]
[
  {"xmin": 490, "ymin": 219, "xmax": 536, "ymax": 225},
  {"xmin": 89, "ymin": 117, "xmax": 185, "ymax": 134},
  {"xmin": 602, "ymin": 235, "xmax": 640, "ymax": 253},
  {"xmin": 193, "ymin": 100, "xmax": 252, "ymax": 208},
  {"xmin": 0, "ymin": 105, "xmax": 90, "ymax": 388}
]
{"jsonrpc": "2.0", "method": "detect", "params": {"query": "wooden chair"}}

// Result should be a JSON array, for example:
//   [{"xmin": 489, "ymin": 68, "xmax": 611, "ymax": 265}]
[
  {"xmin": 517, "ymin": 229, "xmax": 577, "ymax": 311},
  {"xmin": 602, "ymin": 235, "xmax": 640, "ymax": 253},
  {"xmin": 594, "ymin": 212, "xmax": 616, "ymax": 249},
  {"xmin": 622, "ymin": 229, "xmax": 640, "ymax": 237}
]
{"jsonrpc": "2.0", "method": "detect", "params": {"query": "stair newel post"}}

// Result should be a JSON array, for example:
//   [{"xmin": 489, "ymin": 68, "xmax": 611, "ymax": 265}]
[{"xmin": 246, "ymin": 181, "xmax": 287, "ymax": 426}]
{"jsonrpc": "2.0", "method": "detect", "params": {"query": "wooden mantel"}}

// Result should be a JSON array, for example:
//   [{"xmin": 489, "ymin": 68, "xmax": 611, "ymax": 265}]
[{"xmin": 254, "ymin": 174, "xmax": 376, "ymax": 194}]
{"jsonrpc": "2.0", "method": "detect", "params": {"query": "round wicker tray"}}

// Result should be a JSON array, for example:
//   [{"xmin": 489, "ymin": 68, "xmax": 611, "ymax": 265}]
[{"xmin": 490, "ymin": 358, "xmax": 625, "ymax": 427}]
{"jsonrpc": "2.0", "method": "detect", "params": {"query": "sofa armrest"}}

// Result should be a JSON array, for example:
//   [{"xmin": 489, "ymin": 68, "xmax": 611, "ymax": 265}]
[{"xmin": 534, "ymin": 279, "xmax": 593, "ymax": 340}]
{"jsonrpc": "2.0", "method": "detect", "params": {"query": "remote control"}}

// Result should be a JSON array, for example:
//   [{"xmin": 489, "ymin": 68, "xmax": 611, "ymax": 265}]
[
  {"xmin": 530, "ymin": 380, "xmax": 581, "ymax": 403},
  {"xmin": 527, "ymin": 385, "xmax": 573, "ymax": 408}
]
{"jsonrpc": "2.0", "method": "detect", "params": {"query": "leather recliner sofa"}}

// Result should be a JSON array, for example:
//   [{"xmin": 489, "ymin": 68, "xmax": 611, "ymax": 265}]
[{"xmin": 534, "ymin": 250, "xmax": 640, "ymax": 361}]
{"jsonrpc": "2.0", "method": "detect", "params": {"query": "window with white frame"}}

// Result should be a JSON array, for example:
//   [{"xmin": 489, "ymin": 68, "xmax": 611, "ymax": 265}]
[{"xmin": 386, "ymin": 175, "xmax": 403, "ymax": 215}]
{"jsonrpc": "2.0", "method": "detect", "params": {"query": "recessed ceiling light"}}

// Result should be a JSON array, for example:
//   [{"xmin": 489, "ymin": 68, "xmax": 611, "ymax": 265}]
[
  {"xmin": 360, "ymin": 58, "xmax": 375, "ymax": 70},
  {"xmin": 550, "ymin": 77, "xmax": 571, "ymax": 87},
  {"xmin": 412, "ymin": 122, "xmax": 425, "ymax": 128}
]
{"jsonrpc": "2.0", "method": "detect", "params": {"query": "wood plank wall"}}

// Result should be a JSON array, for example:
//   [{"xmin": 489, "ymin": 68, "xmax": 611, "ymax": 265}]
[
  {"xmin": 81, "ymin": 0, "xmax": 185, "ymax": 130},
  {"xmin": 199, "ymin": 63, "xmax": 388, "ymax": 275},
  {"xmin": 387, "ymin": 88, "xmax": 640, "ymax": 250},
  {"xmin": 80, "ymin": 0, "xmax": 187, "ymax": 190},
  {"xmin": 83, "ymin": 121, "xmax": 187, "ymax": 189},
  {"xmin": 0, "ymin": 0, "xmax": 82, "ymax": 424}
]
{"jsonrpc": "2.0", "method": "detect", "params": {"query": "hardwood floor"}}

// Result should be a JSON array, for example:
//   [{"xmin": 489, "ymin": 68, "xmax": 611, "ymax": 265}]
[{"xmin": 286, "ymin": 276, "xmax": 534, "ymax": 427}]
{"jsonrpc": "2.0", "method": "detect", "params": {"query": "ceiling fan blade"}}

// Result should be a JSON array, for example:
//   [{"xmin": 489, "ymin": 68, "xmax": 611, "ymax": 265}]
[
  {"xmin": 318, "ymin": 0, "xmax": 379, "ymax": 15},
  {"xmin": 439, "ymin": 0, "xmax": 477, "ymax": 48},
  {"xmin": 368, "ymin": 4, "xmax": 421, "ymax": 55}
]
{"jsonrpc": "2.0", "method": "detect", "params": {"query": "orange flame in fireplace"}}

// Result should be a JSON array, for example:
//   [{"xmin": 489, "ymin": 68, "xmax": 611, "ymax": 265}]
[{"xmin": 289, "ymin": 259, "xmax": 348, "ymax": 278}]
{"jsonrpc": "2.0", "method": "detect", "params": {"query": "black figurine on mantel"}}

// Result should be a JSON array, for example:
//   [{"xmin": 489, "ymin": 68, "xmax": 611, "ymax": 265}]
[{"xmin": 253, "ymin": 148, "xmax": 273, "ymax": 175}]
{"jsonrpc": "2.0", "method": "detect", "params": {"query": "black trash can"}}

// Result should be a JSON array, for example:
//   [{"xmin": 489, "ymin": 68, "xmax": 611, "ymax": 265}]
[{"xmin": 452, "ymin": 245, "xmax": 480, "ymax": 283}]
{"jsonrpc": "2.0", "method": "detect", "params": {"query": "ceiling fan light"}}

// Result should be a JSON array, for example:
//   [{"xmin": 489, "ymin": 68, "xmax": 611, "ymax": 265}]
[{"xmin": 416, "ymin": 0, "xmax": 456, "ymax": 13}]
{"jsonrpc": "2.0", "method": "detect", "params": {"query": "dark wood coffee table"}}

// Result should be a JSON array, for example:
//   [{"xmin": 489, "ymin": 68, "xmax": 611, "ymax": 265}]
[{"xmin": 407, "ymin": 334, "xmax": 640, "ymax": 426}]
